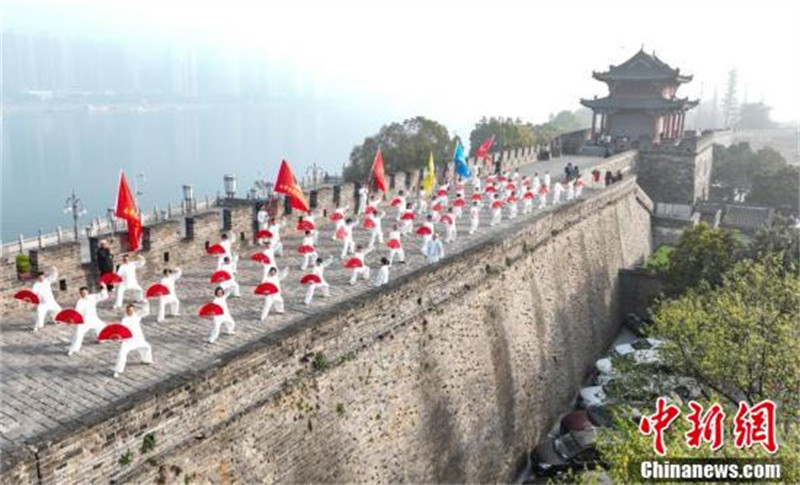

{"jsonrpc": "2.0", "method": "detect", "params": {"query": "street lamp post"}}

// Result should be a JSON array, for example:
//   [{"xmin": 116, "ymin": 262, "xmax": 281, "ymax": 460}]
[
  {"xmin": 182, "ymin": 184, "xmax": 194, "ymax": 213},
  {"xmin": 223, "ymin": 174, "xmax": 237, "ymax": 199},
  {"xmin": 64, "ymin": 191, "xmax": 87, "ymax": 240},
  {"xmin": 305, "ymin": 162, "xmax": 326, "ymax": 190}
]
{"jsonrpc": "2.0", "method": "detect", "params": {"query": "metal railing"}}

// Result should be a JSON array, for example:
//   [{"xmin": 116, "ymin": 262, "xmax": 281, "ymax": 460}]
[{"xmin": 2, "ymin": 196, "xmax": 219, "ymax": 259}]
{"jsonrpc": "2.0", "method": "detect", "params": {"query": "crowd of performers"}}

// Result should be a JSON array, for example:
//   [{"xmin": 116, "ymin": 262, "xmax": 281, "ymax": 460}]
[{"xmin": 20, "ymin": 167, "xmax": 590, "ymax": 377}]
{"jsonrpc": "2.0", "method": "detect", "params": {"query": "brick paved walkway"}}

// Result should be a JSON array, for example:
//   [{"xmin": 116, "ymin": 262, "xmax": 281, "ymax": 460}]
[{"xmin": 0, "ymin": 156, "xmax": 603, "ymax": 452}]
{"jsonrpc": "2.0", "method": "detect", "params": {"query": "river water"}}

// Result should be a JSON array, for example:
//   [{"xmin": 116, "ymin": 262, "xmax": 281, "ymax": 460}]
[{"xmin": 1, "ymin": 102, "xmax": 392, "ymax": 241}]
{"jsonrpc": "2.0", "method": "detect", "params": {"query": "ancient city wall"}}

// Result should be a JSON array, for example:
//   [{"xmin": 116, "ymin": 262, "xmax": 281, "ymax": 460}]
[{"xmin": 1, "ymin": 175, "xmax": 652, "ymax": 484}]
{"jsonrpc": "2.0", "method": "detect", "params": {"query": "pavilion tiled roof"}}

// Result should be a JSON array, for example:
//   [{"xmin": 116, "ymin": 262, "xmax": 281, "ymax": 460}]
[
  {"xmin": 579, "ymin": 96, "xmax": 699, "ymax": 112},
  {"xmin": 592, "ymin": 49, "xmax": 693, "ymax": 83}
]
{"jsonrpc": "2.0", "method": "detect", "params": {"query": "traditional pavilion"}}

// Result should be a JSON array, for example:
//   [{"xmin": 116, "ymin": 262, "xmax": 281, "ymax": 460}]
[{"xmin": 581, "ymin": 49, "xmax": 699, "ymax": 143}]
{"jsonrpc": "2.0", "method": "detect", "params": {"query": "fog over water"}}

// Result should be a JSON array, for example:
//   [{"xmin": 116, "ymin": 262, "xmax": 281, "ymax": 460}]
[{"xmin": 2, "ymin": 0, "xmax": 798, "ymax": 240}]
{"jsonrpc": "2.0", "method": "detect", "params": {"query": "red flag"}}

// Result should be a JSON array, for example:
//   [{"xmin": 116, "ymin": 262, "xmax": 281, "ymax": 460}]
[
  {"xmin": 115, "ymin": 172, "xmax": 142, "ymax": 251},
  {"xmin": 371, "ymin": 149, "xmax": 388, "ymax": 192},
  {"xmin": 476, "ymin": 135, "xmax": 496, "ymax": 162},
  {"xmin": 274, "ymin": 160, "xmax": 310, "ymax": 213}
]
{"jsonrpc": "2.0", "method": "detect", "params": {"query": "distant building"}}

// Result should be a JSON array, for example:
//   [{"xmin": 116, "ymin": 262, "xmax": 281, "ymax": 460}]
[{"xmin": 581, "ymin": 49, "xmax": 699, "ymax": 143}]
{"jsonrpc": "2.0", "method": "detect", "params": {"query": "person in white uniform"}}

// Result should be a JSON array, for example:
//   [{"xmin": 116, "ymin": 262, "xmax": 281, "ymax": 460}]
[
  {"xmin": 348, "ymin": 245, "xmax": 373, "ymax": 285},
  {"xmin": 113, "ymin": 302, "xmax": 153, "ymax": 377},
  {"xmin": 300, "ymin": 231, "xmax": 318, "ymax": 270},
  {"xmin": 553, "ymin": 181, "xmax": 564, "ymax": 205},
  {"xmin": 256, "ymin": 205, "xmax": 270, "ymax": 231},
  {"xmin": 357, "ymin": 185, "xmax": 369, "ymax": 215},
  {"xmin": 216, "ymin": 233, "xmax": 236, "ymax": 271},
  {"xmin": 209, "ymin": 287, "xmax": 235, "ymax": 344},
  {"xmin": 157, "ymin": 267, "xmax": 182, "ymax": 322},
  {"xmin": 469, "ymin": 201, "xmax": 482, "ymax": 235},
  {"xmin": 114, "ymin": 254, "xmax": 146, "ymax": 309},
  {"xmin": 268, "ymin": 218, "xmax": 285, "ymax": 256},
  {"xmin": 424, "ymin": 234, "xmax": 445, "ymax": 264},
  {"xmin": 331, "ymin": 204, "xmax": 350, "ymax": 240},
  {"xmin": 393, "ymin": 190, "xmax": 406, "ymax": 221},
  {"xmin": 31, "ymin": 267, "xmax": 62, "ymax": 332},
  {"xmin": 419, "ymin": 215, "xmax": 434, "ymax": 253},
  {"xmin": 386, "ymin": 224, "xmax": 406, "ymax": 264},
  {"xmin": 260, "ymin": 266, "xmax": 289, "ymax": 321},
  {"xmin": 339, "ymin": 218, "xmax": 357, "ymax": 259},
  {"xmin": 219, "ymin": 256, "xmax": 240, "ymax": 297},
  {"xmin": 416, "ymin": 189, "xmax": 428, "ymax": 214},
  {"xmin": 366, "ymin": 210, "xmax": 385, "ymax": 249},
  {"xmin": 304, "ymin": 257, "xmax": 333, "ymax": 305},
  {"xmin": 68, "ymin": 283, "xmax": 108, "ymax": 355},
  {"xmin": 443, "ymin": 208, "xmax": 457, "ymax": 243},
  {"xmin": 373, "ymin": 257, "xmax": 391, "ymax": 287}
]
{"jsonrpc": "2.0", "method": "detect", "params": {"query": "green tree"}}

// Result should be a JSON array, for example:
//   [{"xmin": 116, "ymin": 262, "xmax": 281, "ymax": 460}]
[
  {"xmin": 710, "ymin": 143, "xmax": 795, "ymax": 209},
  {"xmin": 666, "ymin": 222, "xmax": 742, "ymax": 293},
  {"xmin": 749, "ymin": 164, "xmax": 800, "ymax": 215},
  {"xmin": 344, "ymin": 116, "xmax": 452, "ymax": 183},
  {"xmin": 467, "ymin": 116, "xmax": 536, "ymax": 157},
  {"xmin": 654, "ymin": 257, "xmax": 800, "ymax": 410},
  {"xmin": 532, "ymin": 110, "xmax": 591, "ymax": 145},
  {"xmin": 747, "ymin": 214, "xmax": 800, "ymax": 273}
]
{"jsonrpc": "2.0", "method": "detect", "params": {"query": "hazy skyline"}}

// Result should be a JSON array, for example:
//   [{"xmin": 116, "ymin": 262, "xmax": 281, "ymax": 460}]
[{"xmin": 3, "ymin": 0, "xmax": 799, "ymax": 139}]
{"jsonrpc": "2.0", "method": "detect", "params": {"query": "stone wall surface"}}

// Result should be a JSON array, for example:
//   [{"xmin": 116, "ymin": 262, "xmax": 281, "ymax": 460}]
[{"xmin": 0, "ymin": 178, "xmax": 652, "ymax": 485}]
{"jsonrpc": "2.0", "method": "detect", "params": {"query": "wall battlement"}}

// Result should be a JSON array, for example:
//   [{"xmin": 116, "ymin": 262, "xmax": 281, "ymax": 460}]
[{"xmin": 1, "ymin": 173, "xmax": 652, "ymax": 485}]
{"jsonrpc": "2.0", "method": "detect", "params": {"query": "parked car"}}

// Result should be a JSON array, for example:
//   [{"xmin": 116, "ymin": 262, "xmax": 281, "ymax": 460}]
[
  {"xmin": 560, "ymin": 406, "xmax": 614, "ymax": 434},
  {"xmin": 623, "ymin": 313, "xmax": 654, "ymax": 337},
  {"xmin": 577, "ymin": 385, "xmax": 608, "ymax": 409},
  {"xmin": 532, "ymin": 430, "xmax": 604, "ymax": 477},
  {"xmin": 593, "ymin": 337, "xmax": 666, "ymax": 384}
]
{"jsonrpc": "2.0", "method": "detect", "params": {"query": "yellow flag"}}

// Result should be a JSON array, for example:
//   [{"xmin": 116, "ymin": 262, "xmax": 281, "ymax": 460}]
[{"xmin": 422, "ymin": 151, "xmax": 435, "ymax": 196}]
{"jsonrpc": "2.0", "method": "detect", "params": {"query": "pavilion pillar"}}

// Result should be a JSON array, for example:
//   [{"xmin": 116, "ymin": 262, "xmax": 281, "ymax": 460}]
[
  {"xmin": 678, "ymin": 112, "xmax": 685, "ymax": 137},
  {"xmin": 591, "ymin": 112, "xmax": 597, "ymax": 137},
  {"xmin": 669, "ymin": 114, "xmax": 676, "ymax": 138}
]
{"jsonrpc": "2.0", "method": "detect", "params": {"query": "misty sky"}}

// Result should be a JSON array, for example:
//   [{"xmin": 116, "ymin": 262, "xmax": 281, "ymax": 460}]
[{"xmin": 3, "ymin": 0, "xmax": 799, "ymax": 136}]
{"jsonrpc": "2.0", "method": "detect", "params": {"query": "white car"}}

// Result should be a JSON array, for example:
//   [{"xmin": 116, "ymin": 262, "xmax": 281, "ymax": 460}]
[
  {"xmin": 594, "ymin": 338, "xmax": 665, "ymax": 384},
  {"xmin": 578, "ymin": 386, "xmax": 608, "ymax": 408}
]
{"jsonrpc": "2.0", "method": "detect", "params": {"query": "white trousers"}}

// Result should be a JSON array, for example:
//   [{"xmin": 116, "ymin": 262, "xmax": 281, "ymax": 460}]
[
  {"xmin": 523, "ymin": 201, "xmax": 533, "ymax": 214},
  {"xmin": 539, "ymin": 196, "xmax": 547, "ymax": 209},
  {"xmin": 69, "ymin": 318, "xmax": 103, "ymax": 354},
  {"xmin": 34, "ymin": 302, "xmax": 62, "ymax": 331},
  {"xmin": 115, "ymin": 339, "xmax": 153, "ymax": 374},
  {"xmin": 209, "ymin": 317, "xmax": 235, "ymax": 343},
  {"xmin": 273, "ymin": 240, "xmax": 283, "ymax": 256},
  {"xmin": 114, "ymin": 283, "xmax": 143, "ymax": 308},
  {"xmin": 402, "ymin": 220, "xmax": 413, "ymax": 235},
  {"xmin": 350, "ymin": 267, "xmax": 371, "ymax": 285},
  {"xmin": 341, "ymin": 238, "xmax": 355, "ymax": 259},
  {"xmin": 368, "ymin": 229, "xmax": 384, "ymax": 248},
  {"xmin": 420, "ymin": 235, "xmax": 432, "ymax": 253},
  {"xmin": 157, "ymin": 296, "xmax": 180, "ymax": 322},
  {"xmin": 388, "ymin": 248, "xmax": 405, "ymax": 264},
  {"xmin": 304, "ymin": 282, "xmax": 330, "ymax": 305},
  {"xmin": 470, "ymin": 216, "xmax": 480, "ymax": 234},
  {"xmin": 491, "ymin": 210, "xmax": 502, "ymax": 226},
  {"xmin": 260, "ymin": 294, "xmax": 284, "ymax": 320},
  {"xmin": 445, "ymin": 226, "xmax": 457, "ymax": 243},
  {"xmin": 302, "ymin": 252, "xmax": 318, "ymax": 270}
]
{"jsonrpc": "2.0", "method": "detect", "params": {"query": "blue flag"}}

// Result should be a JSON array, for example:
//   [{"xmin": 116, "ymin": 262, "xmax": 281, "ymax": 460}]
[{"xmin": 453, "ymin": 140, "xmax": 471, "ymax": 178}]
